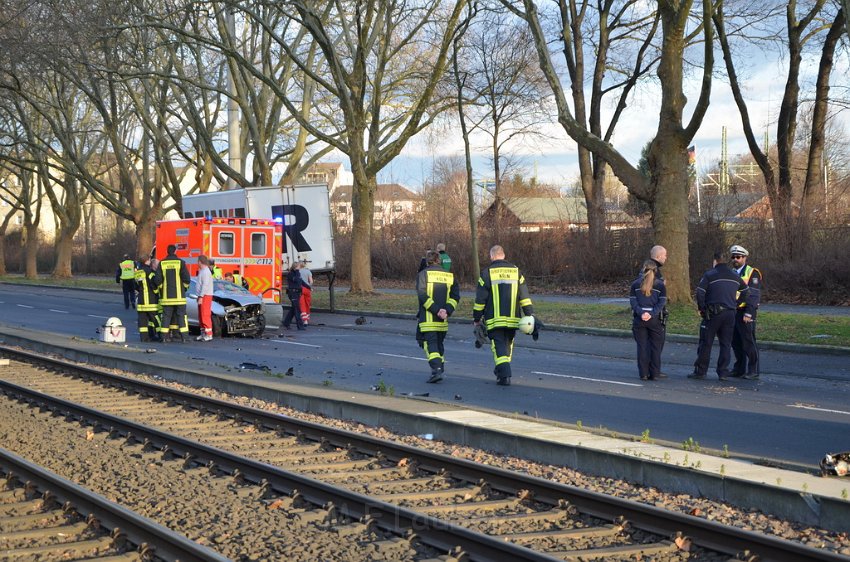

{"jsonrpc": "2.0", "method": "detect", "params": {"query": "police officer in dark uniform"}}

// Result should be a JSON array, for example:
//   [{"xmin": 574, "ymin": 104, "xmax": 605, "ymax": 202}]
[
  {"xmin": 473, "ymin": 245, "xmax": 533, "ymax": 386},
  {"xmin": 630, "ymin": 260, "xmax": 667, "ymax": 381},
  {"xmin": 729, "ymin": 244, "xmax": 762, "ymax": 380},
  {"xmin": 689, "ymin": 251, "xmax": 748, "ymax": 381},
  {"xmin": 417, "ymin": 250, "xmax": 460, "ymax": 383}
]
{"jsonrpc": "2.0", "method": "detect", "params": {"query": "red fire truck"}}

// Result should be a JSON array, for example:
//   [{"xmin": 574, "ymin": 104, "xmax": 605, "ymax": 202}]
[{"xmin": 155, "ymin": 217, "xmax": 283, "ymax": 303}]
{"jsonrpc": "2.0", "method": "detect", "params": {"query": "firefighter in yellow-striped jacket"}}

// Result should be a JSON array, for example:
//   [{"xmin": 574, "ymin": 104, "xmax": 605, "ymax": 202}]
[
  {"xmin": 417, "ymin": 250, "xmax": 460, "ymax": 384},
  {"xmin": 154, "ymin": 244, "xmax": 191, "ymax": 342},
  {"xmin": 473, "ymin": 245, "xmax": 534, "ymax": 386},
  {"xmin": 135, "ymin": 255, "xmax": 161, "ymax": 342}
]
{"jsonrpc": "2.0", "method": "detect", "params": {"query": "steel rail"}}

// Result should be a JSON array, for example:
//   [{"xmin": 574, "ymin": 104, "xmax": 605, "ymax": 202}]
[
  {"xmin": 0, "ymin": 447, "xmax": 229, "ymax": 562},
  {"xmin": 0, "ymin": 375, "xmax": 562, "ymax": 562},
  {"xmin": 3, "ymin": 345, "xmax": 847, "ymax": 562}
]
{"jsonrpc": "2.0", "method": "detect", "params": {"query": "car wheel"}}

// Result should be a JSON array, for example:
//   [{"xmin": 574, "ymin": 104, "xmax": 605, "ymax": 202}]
[
  {"xmin": 212, "ymin": 315, "xmax": 224, "ymax": 338},
  {"xmin": 251, "ymin": 314, "xmax": 266, "ymax": 338}
]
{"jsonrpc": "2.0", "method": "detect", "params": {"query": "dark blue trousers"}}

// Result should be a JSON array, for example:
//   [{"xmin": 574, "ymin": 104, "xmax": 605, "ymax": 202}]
[
  {"xmin": 632, "ymin": 316, "xmax": 664, "ymax": 379},
  {"xmin": 732, "ymin": 311, "xmax": 759, "ymax": 375},
  {"xmin": 694, "ymin": 309, "xmax": 736, "ymax": 378}
]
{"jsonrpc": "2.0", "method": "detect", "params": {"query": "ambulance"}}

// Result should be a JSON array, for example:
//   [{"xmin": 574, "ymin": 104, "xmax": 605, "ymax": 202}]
[{"xmin": 155, "ymin": 217, "xmax": 283, "ymax": 303}]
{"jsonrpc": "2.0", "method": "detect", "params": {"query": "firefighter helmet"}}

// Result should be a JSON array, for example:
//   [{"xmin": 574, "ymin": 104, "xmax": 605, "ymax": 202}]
[
  {"xmin": 105, "ymin": 317, "xmax": 123, "ymax": 328},
  {"xmin": 518, "ymin": 315, "xmax": 535, "ymax": 335}
]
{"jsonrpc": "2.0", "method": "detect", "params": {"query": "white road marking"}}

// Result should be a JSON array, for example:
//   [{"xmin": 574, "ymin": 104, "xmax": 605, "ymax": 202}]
[
  {"xmin": 87, "ymin": 315, "xmax": 110, "ymax": 319},
  {"xmin": 49, "ymin": 309, "xmax": 69, "ymax": 314},
  {"xmin": 17, "ymin": 304, "xmax": 34, "ymax": 309},
  {"xmin": 377, "ymin": 352, "xmax": 428, "ymax": 362},
  {"xmin": 788, "ymin": 404, "xmax": 850, "ymax": 416},
  {"xmin": 270, "ymin": 339, "xmax": 321, "ymax": 348},
  {"xmin": 533, "ymin": 371, "xmax": 644, "ymax": 387}
]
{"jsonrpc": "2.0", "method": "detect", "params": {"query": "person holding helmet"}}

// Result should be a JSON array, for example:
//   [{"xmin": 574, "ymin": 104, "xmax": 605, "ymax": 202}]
[
  {"xmin": 729, "ymin": 244, "xmax": 762, "ymax": 380},
  {"xmin": 629, "ymin": 260, "xmax": 667, "ymax": 381},
  {"xmin": 416, "ymin": 250, "xmax": 460, "ymax": 383},
  {"xmin": 135, "ymin": 254, "xmax": 161, "ymax": 342},
  {"xmin": 473, "ymin": 245, "xmax": 534, "ymax": 386}
]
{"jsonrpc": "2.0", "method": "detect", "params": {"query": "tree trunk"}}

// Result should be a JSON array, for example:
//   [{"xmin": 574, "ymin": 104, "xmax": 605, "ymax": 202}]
[
  {"xmin": 0, "ymin": 233, "xmax": 6, "ymax": 276},
  {"xmin": 136, "ymin": 209, "xmax": 159, "ymax": 259},
  {"xmin": 349, "ymin": 174, "xmax": 375, "ymax": 293},
  {"xmin": 650, "ymin": 137, "xmax": 691, "ymax": 302},
  {"xmin": 802, "ymin": 8, "xmax": 844, "ymax": 221},
  {"xmin": 651, "ymin": 2, "xmax": 693, "ymax": 304},
  {"xmin": 588, "ymin": 162, "xmax": 607, "ymax": 248},
  {"xmin": 24, "ymin": 223, "xmax": 38, "ymax": 279},
  {"xmin": 453, "ymin": 44, "xmax": 480, "ymax": 281},
  {"xmin": 52, "ymin": 231, "xmax": 75, "ymax": 278}
]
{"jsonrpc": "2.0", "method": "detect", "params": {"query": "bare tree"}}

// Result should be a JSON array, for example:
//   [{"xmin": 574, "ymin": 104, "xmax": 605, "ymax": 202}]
[
  {"xmin": 279, "ymin": 0, "xmax": 469, "ymax": 293},
  {"xmin": 0, "ymin": 132, "xmax": 44, "ymax": 278},
  {"xmin": 505, "ymin": 0, "xmax": 716, "ymax": 302},
  {"xmin": 715, "ymin": 0, "xmax": 845, "ymax": 257},
  {"xmin": 0, "ymin": 168, "xmax": 21, "ymax": 275},
  {"xmin": 156, "ymin": 0, "xmax": 331, "ymax": 188},
  {"xmin": 451, "ymin": 2, "xmax": 481, "ymax": 280},
  {"xmin": 558, "ymin": 0, "xmax": 660, "ymax": 247},
  {"xmin": 461, "ymin": 10, "xmax": 551, "ymax": 210}
]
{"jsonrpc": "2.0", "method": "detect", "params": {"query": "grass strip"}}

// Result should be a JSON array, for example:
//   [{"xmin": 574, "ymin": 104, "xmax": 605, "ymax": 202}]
[{"xmin": 4, "ymin": 275, "xmax": 849, "ymax": 348}]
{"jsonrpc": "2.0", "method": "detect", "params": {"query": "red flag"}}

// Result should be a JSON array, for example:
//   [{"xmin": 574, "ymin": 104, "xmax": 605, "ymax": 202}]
[{"xmin": 687, "ymin": 145, "xmax": 696, "ymax": 164}]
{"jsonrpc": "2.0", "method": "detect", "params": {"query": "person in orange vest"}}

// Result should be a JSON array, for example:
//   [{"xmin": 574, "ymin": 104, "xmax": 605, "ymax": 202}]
[{"xmin": 115, "ymin": 254, "xmax": 137, "ymax": 309}]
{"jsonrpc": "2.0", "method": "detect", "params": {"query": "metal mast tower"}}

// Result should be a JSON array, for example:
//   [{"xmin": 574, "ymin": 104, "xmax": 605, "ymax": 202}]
[{"xmin": 720, "ymin": 126, "xmax": 729, "ymax": 193}]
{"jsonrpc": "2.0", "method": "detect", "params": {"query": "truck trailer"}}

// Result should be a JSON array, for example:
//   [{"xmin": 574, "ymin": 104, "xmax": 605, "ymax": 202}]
[{"xmin": 181, "ymin": 184, "xmax": 335, "ymax": 274}]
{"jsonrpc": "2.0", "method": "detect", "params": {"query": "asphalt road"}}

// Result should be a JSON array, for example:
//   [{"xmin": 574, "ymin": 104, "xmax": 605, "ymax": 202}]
[{"xmin": 1, "ymin": 283, "xmax": 849, "ymax": 469}]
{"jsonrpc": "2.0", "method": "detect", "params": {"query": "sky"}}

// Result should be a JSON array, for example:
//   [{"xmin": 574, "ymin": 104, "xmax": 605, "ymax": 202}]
[{"xmin": 363, "ymin": 46, "xmax": 849, "ymax": 193}]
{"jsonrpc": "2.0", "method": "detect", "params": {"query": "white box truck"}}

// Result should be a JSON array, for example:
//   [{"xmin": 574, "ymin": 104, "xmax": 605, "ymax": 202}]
[
  {"xmin": 182, "ymin": 184, "xmax": 338, "ymax": 310},
  {"xmin": 181, "ymin": 184, "xmax": 335, "ymax": 274}
]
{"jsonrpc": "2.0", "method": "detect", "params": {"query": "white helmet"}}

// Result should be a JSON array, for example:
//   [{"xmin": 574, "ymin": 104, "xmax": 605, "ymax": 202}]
[
  {"xmin": 518, "ymin": 315, "xmax": 535, "ymax": 335},
  {"xmin": 105, "ymin": 317, "xmax": 123, "ymax": 328}
]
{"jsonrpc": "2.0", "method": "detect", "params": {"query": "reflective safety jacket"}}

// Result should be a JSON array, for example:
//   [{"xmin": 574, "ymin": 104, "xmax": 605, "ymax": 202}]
[
  {"xmin": 116, "ymin": 259, "xmax": 135, "ymax": 281},
  {"xmin": 473, "ymin": 259, "xmax": 533, "ymax": 331},
  {"xmin": 212, "ymin": 266, "xmax": 223, "ymax": 279},
  {"xmin": 417, "ymin": 265, "xmax": 460, "ymax": 332},
  {"xmin": 736, "ymin": 264, "xmax": 762, "ymax": 317},
  {"xmin": 439, "ymin": 251, "xmax": 452, "ymax": 272},
  {"xmin": 135, "ymin": 263, "xmax": 159, "ymax": 312},
  {"xmin": 155, "ymin": 253, "xmax": 190, "ymax": 305}
]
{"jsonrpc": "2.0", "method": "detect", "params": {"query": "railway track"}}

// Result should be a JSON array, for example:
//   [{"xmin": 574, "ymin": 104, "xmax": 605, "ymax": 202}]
[
  {"xmin": 0, "ymin": 447, "xmax": 227, "ymax": 561},
  {"xmin": 1, "ymin": 345, "xmax": 846, "ymax": 561}
]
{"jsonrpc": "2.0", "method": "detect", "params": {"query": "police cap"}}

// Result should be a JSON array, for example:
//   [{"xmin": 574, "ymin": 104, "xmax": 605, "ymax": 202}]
[{"xmin": 729, "ymin": 244, "xmax": 749, "ymax": 257}]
